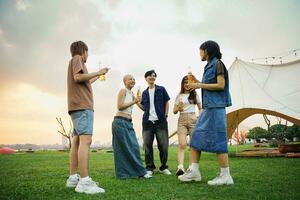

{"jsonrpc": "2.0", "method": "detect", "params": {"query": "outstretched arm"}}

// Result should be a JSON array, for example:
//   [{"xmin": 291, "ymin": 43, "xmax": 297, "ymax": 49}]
[
  {"xmin": 188, "ymin": 75, "xmax": 225, "ymax": 91},
  {"xmin": 74, "ymin": 72, "xmax": 99, "ymax": 83},
  {"xmin": 90, "ymin": 76, "xmax": 99, "ymax": 84},
  {"xmin": 74, "ymin": 68, "xmax": 109, "ymax": 83},
  {"xmin": 188, "ymin": 60, "xmax": 225, "ymax": 91}
]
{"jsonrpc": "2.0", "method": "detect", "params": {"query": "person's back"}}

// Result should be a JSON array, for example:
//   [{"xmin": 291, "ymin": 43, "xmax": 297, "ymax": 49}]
[
  {"xmin": 65, "ymin": 41, "xmax": 109, "ymax": 194},
  {"xmin": 67, "ymin": 55, "xmax": 93, "ymax": 112}
]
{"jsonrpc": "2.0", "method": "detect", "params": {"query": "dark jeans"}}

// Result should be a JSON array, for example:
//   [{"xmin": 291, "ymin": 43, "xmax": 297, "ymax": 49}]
[{"xmin": 142, "ymin": 120, "xmax": 169, "ymax": 171}]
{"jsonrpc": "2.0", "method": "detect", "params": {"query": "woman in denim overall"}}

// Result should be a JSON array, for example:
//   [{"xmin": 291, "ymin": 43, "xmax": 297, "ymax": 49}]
[{"xmin": 178, "ymin": 40, "xmax": 234, "ymax": 186}]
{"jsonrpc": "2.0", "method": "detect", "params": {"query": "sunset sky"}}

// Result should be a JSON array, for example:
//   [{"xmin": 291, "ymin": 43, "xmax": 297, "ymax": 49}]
[{"xmin": 0, "ymin": 0, "xmax": 300, "ymax": 145}]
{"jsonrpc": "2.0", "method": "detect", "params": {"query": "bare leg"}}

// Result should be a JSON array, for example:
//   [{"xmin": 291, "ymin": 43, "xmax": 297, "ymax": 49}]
[
  {"xmin": 189, "ymin": 147, "xmax": 201, "ymax": 164},
  {"xmin": 78, "ymin": 135, "xmax": 92, "ymax": 178},
  {"xmin": 217, "ymin": 153, "xmax": 229, "ymax": 168},
  {"xmin": 207, "ymin": 153, "xmax": 233, "ymax": 185},
  {"xmin": 177, "ymin": 134, "xmax": 187, "ymax": 166},
  {"xmin": 69, "ymin": 136, "xmax": 79, "ymax": 175}
]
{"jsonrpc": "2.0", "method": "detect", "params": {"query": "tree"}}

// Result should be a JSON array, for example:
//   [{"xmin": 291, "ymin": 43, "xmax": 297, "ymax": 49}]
[
  {"xmin": 56, "ymin": 117, "xmax": 72, "ymax": 149},
  {"xmin": 232, "ymin": 130, "xmax": 248, "ymax": 144},
  {"xmin": 294, "ymin": 125, "xmax": 300, "ymax": 138},
  {"xmin": 263, "ymin": 114, "xmax": 271, "ymax": 131},
  {"xmin": 286, "ymin": 124, "xmax": 300, "ymax": 141},
  {"xmin": 247, "ymin": 127, "xmax": 269, "ymax": 143},
  {"xmin": 269, "ymin": 124, "xmax": 287, "ymax": 141}
]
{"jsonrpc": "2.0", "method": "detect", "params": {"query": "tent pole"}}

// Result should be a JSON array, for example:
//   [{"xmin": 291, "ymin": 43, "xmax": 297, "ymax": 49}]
[{"xmin": 235, "ymin": 110, "xmax": 239, "ymax": 153}]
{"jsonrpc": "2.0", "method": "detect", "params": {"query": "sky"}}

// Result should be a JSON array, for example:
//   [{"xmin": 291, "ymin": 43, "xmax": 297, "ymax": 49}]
[{"xmin": 0, "ymin": 0, "xmax": 300, "ymax": 145}]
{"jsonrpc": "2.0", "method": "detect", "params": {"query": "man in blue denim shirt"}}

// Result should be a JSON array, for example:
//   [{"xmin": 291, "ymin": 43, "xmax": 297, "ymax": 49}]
[{"xmin": 137, "ymin": 70, "xmax": 171, "ymax": 176}]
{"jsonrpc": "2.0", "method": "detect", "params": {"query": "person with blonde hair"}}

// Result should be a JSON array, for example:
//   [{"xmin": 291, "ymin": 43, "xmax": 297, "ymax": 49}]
[{"xmin": 112, "ymin": 74, "xmax": 151, "ymax": 179}]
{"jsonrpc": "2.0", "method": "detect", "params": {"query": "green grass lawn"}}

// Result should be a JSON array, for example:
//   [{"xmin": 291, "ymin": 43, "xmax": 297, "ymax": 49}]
[{"xmin": 0, "ymin": 145, "xmax": 299, "ymax": 200}]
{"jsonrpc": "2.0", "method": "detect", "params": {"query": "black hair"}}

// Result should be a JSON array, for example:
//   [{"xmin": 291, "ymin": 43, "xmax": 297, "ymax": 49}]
[
  {"xmin": 144, "ymin": 70, "xmax": 157, "ymax": 78},
  {"xmin": 199, "ymin": 40, "xmax": 222, "ymax": 60}
]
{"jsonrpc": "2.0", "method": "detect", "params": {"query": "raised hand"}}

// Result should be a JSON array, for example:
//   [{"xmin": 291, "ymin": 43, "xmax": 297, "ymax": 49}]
[
  {"xmin": 133, "ymin": 95, "xmax": 141, "ymax": 104},
  {"xmin": 178, "ymin": 101, "xmax": 184, "ymax": 112},
  {"xmin": 98, "ymin": 67, "xmax": 110, "ymax": 76}
]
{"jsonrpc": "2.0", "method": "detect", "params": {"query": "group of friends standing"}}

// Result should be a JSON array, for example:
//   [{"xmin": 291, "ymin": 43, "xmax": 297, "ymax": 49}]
[{"xmin": 66, "ymin": 40, "xmax": 234, "ymax": 195}]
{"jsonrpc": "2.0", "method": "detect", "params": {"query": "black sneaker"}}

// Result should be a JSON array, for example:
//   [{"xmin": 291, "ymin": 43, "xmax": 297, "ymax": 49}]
[{"xmin": 176, "ymin": 168, "xmax": 185, "ymax": 176}]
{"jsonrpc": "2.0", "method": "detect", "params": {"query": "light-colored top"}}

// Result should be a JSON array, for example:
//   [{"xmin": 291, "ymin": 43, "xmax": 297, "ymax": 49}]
[
  {"xmin": 119, "ymin": 89, "xmax": 134, "ymax": 116},
  {"xmin": 67, "ymin": 55, "xmax": 93, "ymax": 112},
  {"xmin": 148, "ymin": 87, "xmax": 158, "ymax": 121},
  {"xmin": 175, "ymin": 93, "xmax": 201, "ymax": 113}
]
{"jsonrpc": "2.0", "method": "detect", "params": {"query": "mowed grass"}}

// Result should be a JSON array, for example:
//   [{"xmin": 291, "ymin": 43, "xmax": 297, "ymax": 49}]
[{"xmin": 0, "ymin": 145, "xmax": 300, "ymax": 200}]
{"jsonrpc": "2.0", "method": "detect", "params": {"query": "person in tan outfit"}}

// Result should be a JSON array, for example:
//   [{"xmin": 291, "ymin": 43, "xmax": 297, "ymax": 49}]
[{"xmin": 173, "ymin": 75, "xmax": 202, "ymax": 176}]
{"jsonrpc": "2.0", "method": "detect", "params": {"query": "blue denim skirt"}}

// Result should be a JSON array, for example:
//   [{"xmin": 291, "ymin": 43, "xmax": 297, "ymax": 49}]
[
  {"xmin": 190, "ymin": 108, "xmax": 228, "ymax": 153},
  {"xmin": 112, "ymin": 116, "xmax": 146, "ymax": 179}
]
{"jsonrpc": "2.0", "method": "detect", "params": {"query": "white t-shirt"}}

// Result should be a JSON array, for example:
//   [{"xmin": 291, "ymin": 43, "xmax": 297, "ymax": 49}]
[
  {"xmin": 175, "ymin": 93, "xmax": 201, "ymax": 113},
  {"xmin": 148, "ymin": 87, "xmax": 158, "ymax": 121}
]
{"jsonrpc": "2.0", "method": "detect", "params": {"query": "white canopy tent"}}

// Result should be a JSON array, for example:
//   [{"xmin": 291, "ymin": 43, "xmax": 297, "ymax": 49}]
[{"xmin": 226, "ymin": 58, "xmax": 300, "ymax": 138}]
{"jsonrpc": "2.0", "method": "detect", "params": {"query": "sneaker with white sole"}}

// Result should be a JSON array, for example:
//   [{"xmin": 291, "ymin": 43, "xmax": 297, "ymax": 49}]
[
  {"xmin": 66, "ymin": 174, "xmax": 79, "ymax": 188},
  {"xmin": 207, "ymin": 175, "xmax": 234, "ymax": 186},
  {"xmin": 143, "ymin": 173, "xmax": 152, "ymax": 179},
  {"xmin": 75, "ymin": 177, "xmax": 105, "ymax": 194},
  {"xmin": 159, "ymin": 169, "xmax": 172, "ymax": 175},
  {"xmin": 178, "ymin": 168, "xmax": 201, "ymax": 182},
  {"xmin": 146, "ymin": 170, "xmax": 153, "ymax": 176}
]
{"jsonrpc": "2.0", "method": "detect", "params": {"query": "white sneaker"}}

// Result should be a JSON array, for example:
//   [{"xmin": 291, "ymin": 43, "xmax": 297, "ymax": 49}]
[
  {"xmin": 66, "ymin": 174, "xmax": 79, "ymax": 188},
  {"xmin": 75, "ymin": 177, "xmax": 105, "ymax": 194},
  {"xmin": 159, "ymin": 169, "xmax": 172, "ymax": 175},
  {"xmin": 143, "ymin": 173, "xmax": 152, "ymax": 179},
  {"xmin": 207, "ymin": 175, "xmax": 234, "ymax": 186},
  {"xmin": 178, "ymin": 168, "xmax": 201, "ymax": 182},
  {"xmin": 146, "ymin": 170, "xmax": 153, "ymax": 176}
]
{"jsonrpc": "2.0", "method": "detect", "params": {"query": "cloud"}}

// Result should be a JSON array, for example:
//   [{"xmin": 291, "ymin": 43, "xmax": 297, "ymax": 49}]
[
  {"xmin": 15, "ymin": 0, "xmax": 29, "ymax": 11},
  {"xmin": 1, "ymin": 0, "xmax": 300, "ymax": 96},
  {"xmin": 0, "ymin": 83, "xmax": 65, "ymax": 121},
  {"xmin": 0, "ymin": 0, "xmax": 112, "ymax": 96},
  {"xmin": 1, "ymin": 0, "xmax": 300, "ymax": 144},
  {"xmin": 0, "ymin": 82, "xmax": 66, "ymax": 144}
]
